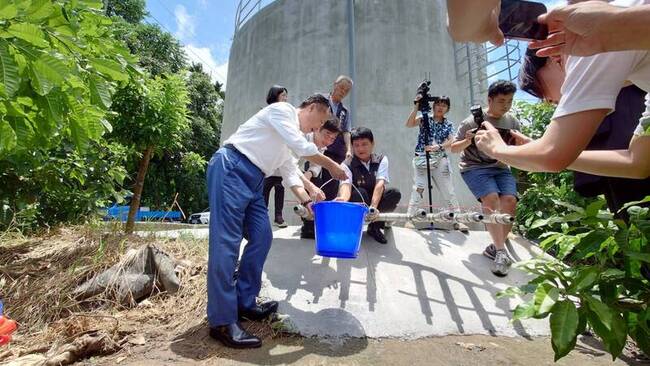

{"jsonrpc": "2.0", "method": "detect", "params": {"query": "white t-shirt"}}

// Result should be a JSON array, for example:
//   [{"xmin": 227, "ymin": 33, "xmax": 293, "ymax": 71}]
[
  {"xmin": 553, "ymin": 0, "xmax": 650, "ymax": 136},
  {"xmin": 224, "ymin": 102, "xmax": 319, "ymax": 188},
  {"xmin": 341, "ymin": 156, "xmax": 390, "ymax": 185}
]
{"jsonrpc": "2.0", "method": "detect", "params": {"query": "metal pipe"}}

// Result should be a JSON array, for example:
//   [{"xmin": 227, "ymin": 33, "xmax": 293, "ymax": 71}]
[{"xmin": 293, "ymin": 205, "xmax": 514, "ymax": 225}]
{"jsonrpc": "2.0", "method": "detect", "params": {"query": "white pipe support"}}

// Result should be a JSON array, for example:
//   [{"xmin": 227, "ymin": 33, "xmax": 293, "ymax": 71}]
[{"xmin": 481, "ymin": 213, "xmax": 515, "ymax": 225}]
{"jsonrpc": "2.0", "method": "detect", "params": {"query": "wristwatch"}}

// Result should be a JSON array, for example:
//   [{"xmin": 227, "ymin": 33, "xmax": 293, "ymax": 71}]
[{"xmin": 301, "ymin": 199, "xmax": 313, "ymax": 206}]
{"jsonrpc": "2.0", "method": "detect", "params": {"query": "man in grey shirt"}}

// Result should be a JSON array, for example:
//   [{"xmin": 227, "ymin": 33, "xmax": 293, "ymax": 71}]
[{"xmin": 451, "ymin": 80, "xmax": 530, "ymax": 277}]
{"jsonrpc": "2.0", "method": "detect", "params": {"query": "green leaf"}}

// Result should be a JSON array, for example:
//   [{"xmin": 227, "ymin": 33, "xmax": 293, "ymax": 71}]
[
  {"xmin": 70, "ymin": 118, "xmax": 89, "ymax": 150},
  {"xmin": 7, "ymin": 23, "xmax": 49, "ymax": 48},
  {"xmin": 621, "ymin": 196, "xmax": 650, "ymax": 212},
  {"xmin": 32, "ymin": 54, "xmax": 67, "ymax": 87},
  {"xmin": 534, "ymin": 283, "xmax": 560, "ymax": 316},
  {"xmin": 568, "ymin": 266, "xmax": 600, "ymax": 293},
  {"xmin": 550, "ymin": 301, "xmax": 579, "ymax": 361},
  {"xmin": 625, "ymin": 251, "xmax": 650, "ymax": 263},
  {"xmin": 0, "ymin": 40, "xmax": 20, "ymax": 97},
  {"xmin": 585, "ymin": 200, "xmax": 606, "ymax": 217},
  {"xmin": 29, "ymin": 54, "xmax": 67, "ymax": 96},
  {"xmin": 571, "ymin": 230, "xmax": 610, "ymax": 260},
  {"xmin": 585, "ymin": 296, "xmax": 627, "ymax": 359},
  {"xmin": 90, "ymin": 58, "xmax": 128, "ymax": 81},
  {"xmin": 0, "ymin": 119, "xmax": 17, "ymax": 153},
  {"xmin": 37, "ymin": 92, "xmax": 66, "ymax": 125},
  {"xmin": 513, "ymin": 301, "xmax": 536, "ymax": 321},
  {"xmin": 89, "ymin": 75, "xmax": 112, "ymax": 109},
  {"xmin": 0, "ymin": 1, "xmax": 18, "ymax": 19},
  {"xmin": 26, "ymin": 0, "xmax": 54, "ymax": 21}
]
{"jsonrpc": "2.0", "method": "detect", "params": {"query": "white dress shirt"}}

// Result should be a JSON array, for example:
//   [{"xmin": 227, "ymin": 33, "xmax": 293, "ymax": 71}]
[
  {"xmin": 341, "ymin": 156, "xmax": 390, "ymax": 185},
  {"xmin": 224, "ymin": 102, "xmax": 319, "ymax": 188}
]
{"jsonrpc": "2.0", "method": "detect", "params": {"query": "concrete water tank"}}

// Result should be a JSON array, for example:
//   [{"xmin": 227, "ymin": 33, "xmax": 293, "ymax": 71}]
[{"xmin": 222, "ymin": 0, "xmax": 488, "ymax": 223}]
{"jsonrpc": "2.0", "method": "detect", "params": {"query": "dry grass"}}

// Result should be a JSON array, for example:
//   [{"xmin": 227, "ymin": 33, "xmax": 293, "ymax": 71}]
[{"xmin": 0, "ymin": 224, "xmax": 243, "ymax": 363}]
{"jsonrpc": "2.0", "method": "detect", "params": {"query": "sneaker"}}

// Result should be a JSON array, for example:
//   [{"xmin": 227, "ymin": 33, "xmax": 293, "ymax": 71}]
[
  {"xmin": 491, "ymin": 249, "xmax": 511, "ymax": 277},
  {"xmin": 483, "ymin": 244, "xmax": 497, "ymax": 260},
  {"xmin": 274, "ymin": 218, "xmax": 288, "ymax": 228}
]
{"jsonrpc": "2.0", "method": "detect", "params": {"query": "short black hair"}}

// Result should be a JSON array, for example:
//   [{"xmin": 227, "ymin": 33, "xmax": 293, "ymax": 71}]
[
  {"xmin": 488, "ymin": 80, "xmax": 517, "ymax": 98},
  {"xmin": 298, "ymin": 93, "xmax": 331, "ymax": 110},
  {"xmin": 266, "ymin": 85, "xmax": 288, "ymax": 104},
  {"xmin": 321, "ymin": 118, "xmax": 341, "ymax": 134},
  {"xmin": 434, "ymin": 95, "xmax": 451, "ymax": 109},
  {"xmin": 351, "ymin": 126, "xmax": 374, "ymax": 143},
  {"xmin": 518, "ymin": 48, "xmax": 547, "ymax": 99}
]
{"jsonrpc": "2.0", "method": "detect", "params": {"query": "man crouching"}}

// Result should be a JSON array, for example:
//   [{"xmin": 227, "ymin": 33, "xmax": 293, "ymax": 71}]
[{"xmin": 335, "ymin": 127, "xmax": 401, "ymax": 244}]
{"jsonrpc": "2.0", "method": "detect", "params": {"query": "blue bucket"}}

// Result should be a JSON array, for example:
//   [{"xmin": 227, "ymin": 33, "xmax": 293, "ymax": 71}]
[{"xmin": 313, "ymin": 201, "xmax": 368, "ymax": 259}]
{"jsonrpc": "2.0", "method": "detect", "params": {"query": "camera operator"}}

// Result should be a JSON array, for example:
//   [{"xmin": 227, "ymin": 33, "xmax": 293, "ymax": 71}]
[
  {"xmin": 450, "ymin": 80, "xmax": 531, "ymax": 277},
  {"xmin": 405, "ymin": 92, "xmax": 466, "ymax": 231}
]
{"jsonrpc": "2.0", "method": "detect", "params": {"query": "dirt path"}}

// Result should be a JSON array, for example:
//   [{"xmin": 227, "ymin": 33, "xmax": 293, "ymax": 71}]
[{"xmin": 96, "ymin": 331, "xmax": 648, "ymax": 366}]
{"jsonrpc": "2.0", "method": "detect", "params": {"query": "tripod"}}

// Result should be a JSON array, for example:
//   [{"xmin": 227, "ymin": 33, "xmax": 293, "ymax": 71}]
[{"xmin": 418, "ymin": 103, "xmax": 436, "ymax": 230}]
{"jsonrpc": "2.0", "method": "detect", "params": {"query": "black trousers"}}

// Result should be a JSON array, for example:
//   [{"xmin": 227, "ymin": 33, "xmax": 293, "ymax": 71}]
[
  {"xmin": 350, "ymin": 187, "xmax": 402, "ymax": 230},
  {"xmin": 263, "ymin": 176, "xmax": 284, "ymax": 219}
]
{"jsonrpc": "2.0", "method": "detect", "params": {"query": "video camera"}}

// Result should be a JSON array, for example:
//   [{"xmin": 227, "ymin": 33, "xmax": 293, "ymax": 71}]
[{"xmin": 413, "ymin": 80, "xmax": 444, "ymax": 113}]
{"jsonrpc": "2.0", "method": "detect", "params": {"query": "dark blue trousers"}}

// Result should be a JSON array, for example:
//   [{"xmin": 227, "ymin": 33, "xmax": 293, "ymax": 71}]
[{"xmin": 206, "ymin": 146, "xmax": 273, "ymax": 326}]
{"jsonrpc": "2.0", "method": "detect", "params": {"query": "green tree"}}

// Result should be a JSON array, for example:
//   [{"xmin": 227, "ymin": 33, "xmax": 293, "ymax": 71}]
[
  {"xmin": 102, "ymin": 0, "xmax": 147, "ymax": 24},
  {"xmin": 140, "ymin": 63, "xmax": 222, "ymax": 216},
  {"xmin": 108, "ymin": 74, "xmax": 190, "ymax": 233},
  {"xmin": 121, "ymin": 23, "xmax": 186, "ymax": 76},
  {"xmin": 0, "ymin": 0, "xmax": 137, "ymax": 228}
]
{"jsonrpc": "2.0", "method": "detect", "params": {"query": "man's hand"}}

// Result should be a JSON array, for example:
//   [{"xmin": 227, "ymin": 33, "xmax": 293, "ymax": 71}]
[
  {"xmin": 367, "ymin": 207, "xmax": 380, "ymax": 221},
  {"xmin": 530, "ymin": 1, "xmax": 618, "ymax": 57},
  {"xmin": 510, "ymin": 130, "xmax": 533, "ymax": 146},
  {"xmin": 474, "ymin": 122, "xmax": 506, "ymax": 158},
  {"xmin": 334, "ymin": 196, "xmax": 348, "ymax": 202},
  {"xmin": 465, "ymin": 129, "xmax": 476, "ymax": 141},
  {"xmin": 329, "ymin": 163, "xmax": 348, "ymax": 181},
  {"xmin": 309, "ymin": 186, "xmax": 326, "ymax": 202}
]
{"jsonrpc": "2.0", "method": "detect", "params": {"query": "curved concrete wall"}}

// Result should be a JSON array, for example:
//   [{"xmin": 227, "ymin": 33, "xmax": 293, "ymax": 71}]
[{"xmin": 223, "ymin": 0, "xmax": 488, "ymax": 223}]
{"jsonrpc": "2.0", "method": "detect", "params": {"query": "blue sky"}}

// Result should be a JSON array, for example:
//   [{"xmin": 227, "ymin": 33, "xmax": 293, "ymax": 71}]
[{"xmin": 145, "ymin": 0, "xmax": 563, "ymax": 97}]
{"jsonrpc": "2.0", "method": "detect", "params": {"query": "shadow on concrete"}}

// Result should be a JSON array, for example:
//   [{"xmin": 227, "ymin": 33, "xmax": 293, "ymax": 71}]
[
  {"xmin": 265, "ymin": 231, "xmax": 533, "ymax": 338},
  {"xmin": 170, "ymin": 313, "xmax": 368, "ymax": 364}
]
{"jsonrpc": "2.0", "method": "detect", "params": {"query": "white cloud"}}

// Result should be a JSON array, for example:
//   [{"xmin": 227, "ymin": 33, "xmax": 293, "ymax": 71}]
[
  {"xmin": 174, "ymin": 5, "xmax": 195, "ymax": 42},
  {"xmin": 183, "ymin": 44, "xmax": 228, "ymax": 86}
]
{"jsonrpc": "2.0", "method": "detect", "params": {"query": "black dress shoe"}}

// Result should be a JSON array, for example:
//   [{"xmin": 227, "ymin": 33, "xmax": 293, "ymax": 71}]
[
  {"xmin": 368, "ymin": 227, "xmax": 388, "ymax": 244},
  {"xmin": 238, "ymin": 300, "xmax": 279, "ymax": 321},
  {"xmin": 209, "ymin": 322, "xmax": 262, "ymax": 349}
]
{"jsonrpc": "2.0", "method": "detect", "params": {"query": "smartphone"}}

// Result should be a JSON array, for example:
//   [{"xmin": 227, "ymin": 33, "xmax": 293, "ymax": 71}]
[{"xmin": 499, "ymin": 0, "xmax": 549, "ymax": 41}]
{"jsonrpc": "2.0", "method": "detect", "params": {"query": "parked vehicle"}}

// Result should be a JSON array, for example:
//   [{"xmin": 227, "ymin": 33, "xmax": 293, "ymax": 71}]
[{"xmin": 188, "ymin": 211, "xmax": 210, "ymax": 224}]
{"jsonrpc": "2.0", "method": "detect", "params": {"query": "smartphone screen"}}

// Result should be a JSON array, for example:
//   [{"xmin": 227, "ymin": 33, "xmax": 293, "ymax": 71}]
[{"xmin": 499, "ymin": 0, "xmax": 549, "ymax": 41}]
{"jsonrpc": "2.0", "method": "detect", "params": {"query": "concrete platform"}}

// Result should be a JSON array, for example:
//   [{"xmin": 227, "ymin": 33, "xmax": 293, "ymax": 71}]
[
  {"xmin": 144, "ymin": 225, "xmax": 550, "ymax": 339},
  {"xmin": 262, "ymin": 226, "xmax": 549, "ymax": 339}
]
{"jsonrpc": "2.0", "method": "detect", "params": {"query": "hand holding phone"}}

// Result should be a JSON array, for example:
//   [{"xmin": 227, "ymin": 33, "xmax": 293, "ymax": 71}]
[{"xmin": 499, "ymin": 0, "xmax": 549, "ymax": 41}]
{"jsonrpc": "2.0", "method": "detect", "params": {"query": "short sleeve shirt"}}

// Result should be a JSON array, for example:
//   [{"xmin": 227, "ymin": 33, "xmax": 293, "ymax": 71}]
[
  {"xmin": 553, "ymin": 0, "xmax": 650, "ymax": 137},
  {"xmin": 454, "ymin": 111, "xmax": 521, "ymax": 172},
  {"xmin": 414, "ymin": 113, "xmax": 454, "ymax": 154}
]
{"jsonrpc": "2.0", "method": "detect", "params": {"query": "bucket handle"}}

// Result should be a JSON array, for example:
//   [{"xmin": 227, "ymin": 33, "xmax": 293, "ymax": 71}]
[{"xmin": 319, "ymin": 179, "xmax": 369, "ymax": 208}]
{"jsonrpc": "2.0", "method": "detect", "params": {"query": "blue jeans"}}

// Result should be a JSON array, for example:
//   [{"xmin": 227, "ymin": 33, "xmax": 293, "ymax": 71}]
[
  {"xmin": 461, "ymin": 167, "xmax": 517, "ymax": 201},
  {"xmin": 206, "ymin": 146, "xmax": 273, "ymax": 326}
]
